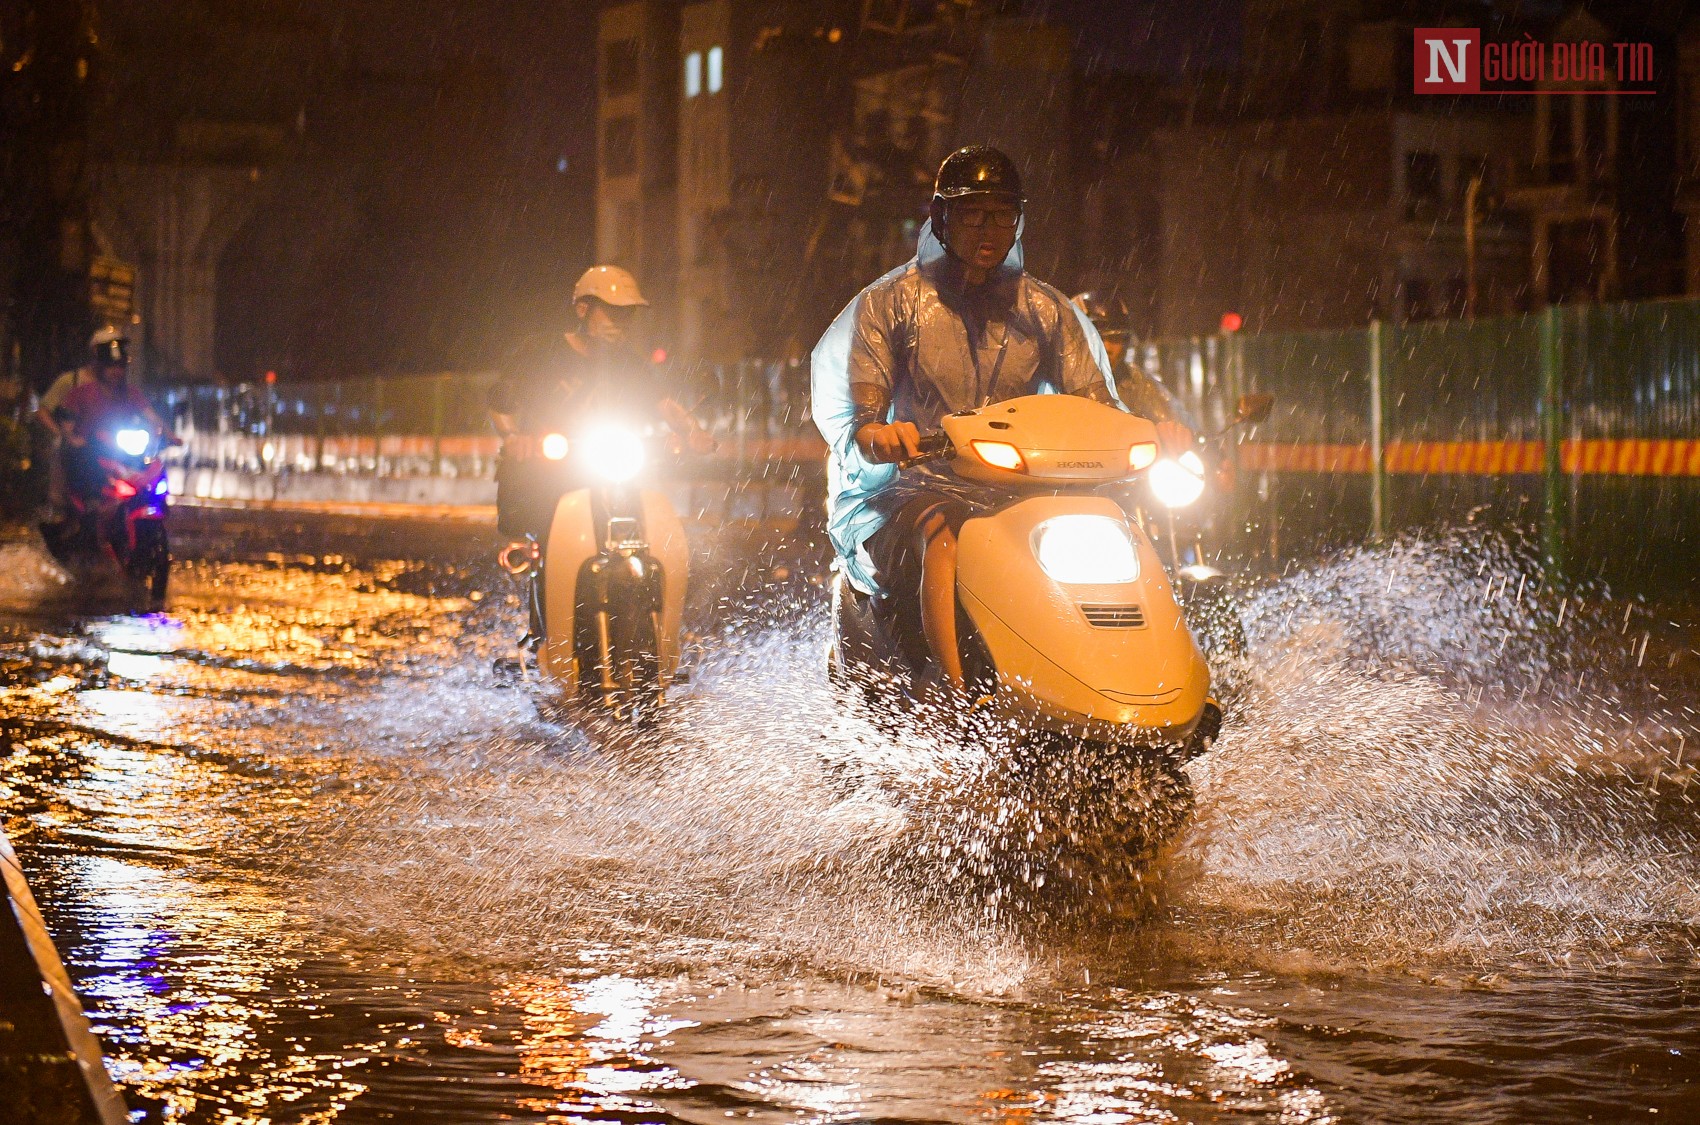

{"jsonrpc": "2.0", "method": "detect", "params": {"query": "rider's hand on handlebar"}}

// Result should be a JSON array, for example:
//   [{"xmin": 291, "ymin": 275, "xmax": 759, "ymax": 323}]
[
  {"xmin": 1156, "ymin": 420, "xmax": 1195, "ymax": 457},
  {"xmin": 857, "ymin": 421, "xmax": 922, "ymax": 464}
]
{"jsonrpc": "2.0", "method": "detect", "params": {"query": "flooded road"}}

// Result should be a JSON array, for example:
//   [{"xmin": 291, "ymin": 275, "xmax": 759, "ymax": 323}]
[{"xmin": 2, "ymin": 506, "xmax": 1697, "ymax": 1123}]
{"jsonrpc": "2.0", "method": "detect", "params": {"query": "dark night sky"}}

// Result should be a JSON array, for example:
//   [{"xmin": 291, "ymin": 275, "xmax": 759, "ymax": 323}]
[
  {"xmin": 337, "ymin": 0, "xmax": 1239, "ymax": 162},
  {"xmin": 332, "ymin": 0, "xmax": 600, "ymax": 170},
  {"xmin": 1033, "ymin": 0, "xmax": 1243, "ymax": 74}
]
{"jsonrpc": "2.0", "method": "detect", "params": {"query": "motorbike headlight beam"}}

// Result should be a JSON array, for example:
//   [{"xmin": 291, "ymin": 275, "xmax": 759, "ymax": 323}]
[
  {"xmin": 1150, "ymin": 451, "xmax": 1207, "ymax": 509},
  {"xmin": 540, "ymin": 433, "xmax": 570, "ymax": 461},
  {"xmin": 114, "ymin": 428, "xmax": 151, "ymax": 457},
  {"xmin": 581, "ymin": 424, "xmax": 647, "ymax": 483},
  {"xmin": 1032, "ymin": 515, "xmax": 1140, "ymax": 585}
]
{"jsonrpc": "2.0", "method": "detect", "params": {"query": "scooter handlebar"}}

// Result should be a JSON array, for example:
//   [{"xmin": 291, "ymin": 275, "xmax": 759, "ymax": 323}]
[{"xmin": 896, "ymin": 431, "xmax": 953, "ymax": 470}]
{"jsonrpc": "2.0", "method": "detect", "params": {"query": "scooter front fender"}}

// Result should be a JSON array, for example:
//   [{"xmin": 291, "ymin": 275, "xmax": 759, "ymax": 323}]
[
  {"xmin": 538, "ymin": 488, "xmax": 688, "ymax": 690},
  {"xmin": 540, "ymin": 490, "xmax": 598, "ymax": 689},
  {"xmin": 955, "ymin": 494, "xmax": 1210, "ymax": 739}
]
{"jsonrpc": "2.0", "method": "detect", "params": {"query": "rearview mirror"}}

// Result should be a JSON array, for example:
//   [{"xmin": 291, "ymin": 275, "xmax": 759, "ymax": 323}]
[{"xmin": 1236, "ymin": 393, "xmax": 1274, "ymax": 425}]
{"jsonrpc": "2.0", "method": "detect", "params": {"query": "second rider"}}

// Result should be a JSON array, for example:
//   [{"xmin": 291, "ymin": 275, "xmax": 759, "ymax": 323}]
[{"xmin": 489, "ymin": 265, "xmax": 712, "ymax": 648}]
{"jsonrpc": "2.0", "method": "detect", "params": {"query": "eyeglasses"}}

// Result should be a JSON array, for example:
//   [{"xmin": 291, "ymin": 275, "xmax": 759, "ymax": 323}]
[{"xmin": 949, "ymin": 206, "xmax": 1020, "ymax": 230}]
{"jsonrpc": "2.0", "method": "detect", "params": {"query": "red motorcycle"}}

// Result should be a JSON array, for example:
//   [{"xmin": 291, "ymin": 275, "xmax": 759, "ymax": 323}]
[{"xmin": 45, "ymin": 415, "xmax": 174, "ymax": 606}]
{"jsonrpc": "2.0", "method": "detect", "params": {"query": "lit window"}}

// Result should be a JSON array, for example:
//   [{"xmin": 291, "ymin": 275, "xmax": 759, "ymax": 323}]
[
  {"xmin": 707, "ymin": 46, "xmax": 723, "ymax": 93},
  {"xmin": 684, "ymin": 51, "xmax": 701, "ymax": 98}
]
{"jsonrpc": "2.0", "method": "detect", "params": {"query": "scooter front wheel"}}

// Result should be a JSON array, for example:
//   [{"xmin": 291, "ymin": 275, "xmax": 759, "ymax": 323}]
[
  {"xmin": 587, "ymin": 606, "xmax": 664, "ymax": 723},
  {"xmin": 129, "ymin": 521, "xmax": 170, "ymax": 607}
]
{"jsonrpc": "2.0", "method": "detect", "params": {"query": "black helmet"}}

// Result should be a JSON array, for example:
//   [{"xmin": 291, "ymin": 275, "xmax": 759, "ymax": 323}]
[
  {"xmin": 1071, "ymin": 291, "xmax": 1132, "ymax": 342},
  {"xmin": 932, "ymin": 144, "xmax": 1024, "ymax": 206}
]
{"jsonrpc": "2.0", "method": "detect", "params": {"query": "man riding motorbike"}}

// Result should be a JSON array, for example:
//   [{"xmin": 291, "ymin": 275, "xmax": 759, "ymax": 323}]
[
  {"xmin": 36, "ymin": 327, "xmax": 146, "ymax": 535},
  {"xmin": 488, "ymin": 265, "xmax": 713, "ymax": 645},
  {"xmin": 811, "ymin": 145, "xmax": 1189, "ymax": 697},
  {"xmin": 49, "ymin": 328, "xmax": 173, "ymax": 549}
]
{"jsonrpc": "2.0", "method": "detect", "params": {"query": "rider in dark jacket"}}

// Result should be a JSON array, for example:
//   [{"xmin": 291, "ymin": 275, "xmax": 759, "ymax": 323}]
[{"xmin": 489, "ymin": 266, "xmax": 712, "ymax": 544}]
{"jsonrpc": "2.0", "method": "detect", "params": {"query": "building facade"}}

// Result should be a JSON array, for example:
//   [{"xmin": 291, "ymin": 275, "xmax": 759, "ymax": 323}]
[
  {"xmin": 674, "ymin": 0, "xmax": 853, "ymax": 363},
  {"xmin": 596, "ymin": 1, "xmax": 681, "ymax": 347}
]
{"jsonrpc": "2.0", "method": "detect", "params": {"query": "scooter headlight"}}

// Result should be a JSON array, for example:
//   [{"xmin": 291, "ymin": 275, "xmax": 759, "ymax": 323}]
[
  {"xmin": 1149, "ymin": 450, "xmax": 1207, "ymax": 509},
  {"xmin": 1032, "ymin": 515, "xmax": 1139, "ymax": 585},
  {"xmin": 540, "ymin": 432, "xmax": 570, "ymax": 461},
  {"xmin": 581, "ymin": 424, "xmax": 646, "ymax": 483},
  {"xmin": 114, "ymin": 428, "xmax": 151, "ymax": 457}
]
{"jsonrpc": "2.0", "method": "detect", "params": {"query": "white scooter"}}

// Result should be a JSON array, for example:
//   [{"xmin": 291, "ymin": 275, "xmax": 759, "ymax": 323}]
[
  {"xmin": 497, "ymin": 419, "xmax": 689, "ymax": 721},
  {"xmin": 830, "ymin": 393, "xmax": 1221, "ymax": 759}
]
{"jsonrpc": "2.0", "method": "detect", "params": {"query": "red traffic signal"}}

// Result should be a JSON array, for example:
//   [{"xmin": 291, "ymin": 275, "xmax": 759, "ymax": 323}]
[{"xmin": 1220, "ymin": 312, "xmax": 1243, "ymax": 334}]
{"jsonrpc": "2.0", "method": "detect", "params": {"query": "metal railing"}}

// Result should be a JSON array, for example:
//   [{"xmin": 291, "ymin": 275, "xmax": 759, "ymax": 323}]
[{"xmin": 158, "ymin": 360, "xmax": 823, "ymax": 482}]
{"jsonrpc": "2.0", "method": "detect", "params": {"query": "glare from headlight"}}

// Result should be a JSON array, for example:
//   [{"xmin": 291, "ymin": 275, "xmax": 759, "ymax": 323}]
[
  {"xmin": 540, "ymin": 432, "xmax": 570, "ymax": 460},
  {"xmin": 114, "ymin": 428, "xmax": 150, "ymax": 457},
  {"xmin": 1150, "ymin": 450, "xmax": 1206, "ymax": 508},
  {"xmin": 581, "ymin": 424, "xmax": 646, "ymax": 483},
  {"xmin": 1032, "ymin": 515, "xmax": 1139, "ymax": 584}
]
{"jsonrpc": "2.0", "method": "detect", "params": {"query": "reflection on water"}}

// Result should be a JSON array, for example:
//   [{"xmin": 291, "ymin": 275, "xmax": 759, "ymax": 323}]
[
  {"xmin": 499, "ymin": 974, "xmax": 694, "ymax": 1119},
  {"xmin": 1, "ymin": 512, "xmax": 1697, "ymax": 1122}
]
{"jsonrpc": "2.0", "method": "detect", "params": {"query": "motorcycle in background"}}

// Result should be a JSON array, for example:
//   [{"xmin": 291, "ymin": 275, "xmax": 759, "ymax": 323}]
[
  {"xmin": 1132, "ymin": 392, "xmax": 1274, "ymax": 663},
  {"xmin": 43, "ymin": 417, "xmax": 174, "ymax": 607},
  {"xmin": 496, "ymin": 419, "xmax": 689, "ymax": 722}
]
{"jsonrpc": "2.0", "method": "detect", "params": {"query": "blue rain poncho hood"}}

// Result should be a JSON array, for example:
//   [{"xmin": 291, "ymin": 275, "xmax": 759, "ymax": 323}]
[{"xmin": 810, "ymin": 218, "xmax": 1124, "ymax": 594}]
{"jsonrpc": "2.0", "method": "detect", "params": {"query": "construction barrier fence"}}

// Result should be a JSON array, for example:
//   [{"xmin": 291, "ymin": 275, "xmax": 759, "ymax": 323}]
[
  {"xmin": 1143, "ymin": 296, "xmax": 1700, "ymax": 590},
  {"xmin": 152, "ymin": 297, "xmax": 1699, "ymax": 590}
]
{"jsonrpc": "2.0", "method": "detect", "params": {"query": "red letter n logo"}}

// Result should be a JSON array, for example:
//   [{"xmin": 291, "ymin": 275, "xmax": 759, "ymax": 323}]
[{"xmin": 1413, "ymin": 29, "xmax": 1479, "ymax": 93}]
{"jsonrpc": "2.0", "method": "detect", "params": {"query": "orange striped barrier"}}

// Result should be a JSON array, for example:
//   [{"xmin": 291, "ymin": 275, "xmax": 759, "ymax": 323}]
[
  {"xmin": 1238, "ymin": 443, "xmax": 1375, "ymax": 473},
  {"xmin": 192, "ymin": 432, "xmax": 826, "ymax": 467},
  {"xmin": 1240, "ymin": 439, "xmax": 1700, "ymax": 477}
]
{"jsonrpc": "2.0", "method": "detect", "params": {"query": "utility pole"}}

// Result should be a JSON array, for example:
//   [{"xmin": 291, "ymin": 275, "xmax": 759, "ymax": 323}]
[{"xmin": 1464, "ymin": 173, "xmax": 1482, "ymax": 319}]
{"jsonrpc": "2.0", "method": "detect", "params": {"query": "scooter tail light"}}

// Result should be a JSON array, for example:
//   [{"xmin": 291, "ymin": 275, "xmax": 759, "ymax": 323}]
[
  {"xmin": 970, "ymin": 439, "xmax": 1026, "ymax": 472},
  {"xmin": 1128, "ymin": 441, "xmax": 1158, "ymax": 471},
  {"xmin": 111, "ymin": 479, "xmax": 139, "ymax": 499}
]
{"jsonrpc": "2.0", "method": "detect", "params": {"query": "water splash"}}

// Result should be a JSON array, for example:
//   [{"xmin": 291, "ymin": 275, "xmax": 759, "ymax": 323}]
[{"xmin": 1175, "ymin": 530, "xmax": 1700, "ymax": 972}]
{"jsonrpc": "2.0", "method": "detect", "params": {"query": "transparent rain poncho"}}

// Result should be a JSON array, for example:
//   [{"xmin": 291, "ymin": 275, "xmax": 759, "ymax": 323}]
[{"xmin": 811, "ymin": 218, "xmax": 1125, "ymax": 594}]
